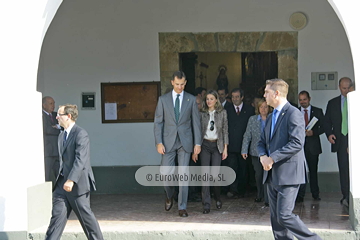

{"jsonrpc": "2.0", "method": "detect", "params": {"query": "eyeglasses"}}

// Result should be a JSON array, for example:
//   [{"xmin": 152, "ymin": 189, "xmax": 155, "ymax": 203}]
[
  {"xmin": 210, "ymin": 121, "xmax": 215, "ymax": 131},
  {"xmin": 57, "ymin": 113, "xmax": 67, "ymax": 117}
]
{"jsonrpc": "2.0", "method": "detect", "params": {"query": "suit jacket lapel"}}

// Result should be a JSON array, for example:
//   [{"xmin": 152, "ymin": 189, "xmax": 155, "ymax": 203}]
[
  {"xmin": 178, "ymin": 92, "xmax": 190, "ymax": 123},
  {"xmin": 165, "ymin": 92, "xmax": 176, "ymax": 122},
  {"xmin": 62, "ymin": 124, "xmax": 77, "ymax": 153},
  {"xmin": 270, "ymin": 102, "xmax": 289, "ymax": 141}
]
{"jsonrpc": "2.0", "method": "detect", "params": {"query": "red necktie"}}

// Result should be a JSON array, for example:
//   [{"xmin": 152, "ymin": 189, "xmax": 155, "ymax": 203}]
[
  {"xmin": 236, "ymin": 106, "xmax": 240, "ymax": 116},
  {"xmin": 304, "ymin": 109, "xmax": 309, "ymax": 126}
]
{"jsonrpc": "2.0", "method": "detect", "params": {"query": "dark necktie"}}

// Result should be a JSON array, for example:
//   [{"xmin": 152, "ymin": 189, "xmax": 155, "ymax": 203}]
[
  {"xmin": 304, "ymin": 109, "xmax": 309, "ymax": 127},
  {"xmin": 63, "ymin": 131, "xmax": 68, "ymax": 146},
  {"xmin": 49, "ymin": 113, "xmax": 54, "ymax": 124},
  {"xmin": 271, "ymin": 109, "xmax": 278, "ymax": 138},
  {"xmin": 236, "ymin": 106, "xmax": 240, "ymax": 116},
  {"xmin": 174, "ymin": 94, "xmax": 180, "ymax": 122}
]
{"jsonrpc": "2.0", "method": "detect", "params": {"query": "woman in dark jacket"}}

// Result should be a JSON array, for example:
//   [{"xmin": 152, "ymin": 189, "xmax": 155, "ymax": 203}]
[{"xmin": 193, "ymin": 90, "xmax": 229, "ymax": 214}]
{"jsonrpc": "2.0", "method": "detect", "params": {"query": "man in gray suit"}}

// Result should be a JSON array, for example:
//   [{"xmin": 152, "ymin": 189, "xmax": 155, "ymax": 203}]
[
  {"xmin": 154, "ymin": 71, "xmax": 202, "ymax": 217},
  {"xmin": 42, "ymin": 96, "xmax": 61, "ymax": 187},
  {"xmin": 258, "ymin": 79, "xmax": 321, "ymax": 240},
  {"xmin": 45, "ymin": 104, "xmax": 103, "ymax": 240}
]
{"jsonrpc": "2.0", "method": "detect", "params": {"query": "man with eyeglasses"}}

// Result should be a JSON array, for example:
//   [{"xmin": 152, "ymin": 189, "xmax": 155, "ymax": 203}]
[
  {"xmin": 224, "ymin": 88, "xmax": 255, "ymax": 198},
  {"xmin": 42, "ymin": 96, "xmax": 62, "ymax": 187},
  {"xmin": 45, "ymin": 104, "xmax": 103, "ymax": 240}
]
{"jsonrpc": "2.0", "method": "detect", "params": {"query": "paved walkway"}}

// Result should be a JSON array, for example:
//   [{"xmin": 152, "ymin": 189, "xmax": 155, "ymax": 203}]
[{"xmin": 30, "ymin": 192, "xmax": 356, "ymax": 239}]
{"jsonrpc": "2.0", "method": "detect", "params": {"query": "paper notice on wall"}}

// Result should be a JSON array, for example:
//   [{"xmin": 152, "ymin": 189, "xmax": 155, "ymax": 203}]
[
  {"xmin": 306, "ymin": 116, "xmax": 318, "ymax": 131},
  {"xmin": 105, "ymin": 103, "xmax": 117, "ymax": 120}
]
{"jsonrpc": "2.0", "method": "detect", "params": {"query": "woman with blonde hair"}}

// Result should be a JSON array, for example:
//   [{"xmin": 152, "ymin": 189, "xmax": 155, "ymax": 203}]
[{"xmin": 241, "ymin": 98, "xmax": 272, "ymax": 206}]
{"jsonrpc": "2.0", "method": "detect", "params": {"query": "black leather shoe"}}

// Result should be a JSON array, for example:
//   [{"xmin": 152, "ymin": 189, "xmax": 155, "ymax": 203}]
[
  {"xmin": 313, "ymin": 196, "xmax": 321, "ymax": 201},
  {"xmin": 340, "ymin": 197, "xmax": 349, "ymax": 207},
  {"xmin": 216, "ymin": 201, "xmax": 222, "ymax": 209},
  {"xmin": 165, "ymin": 196, "xmax": 174, "ymax": 211},
  {"xmin": 203, "ymin": 209, "xmax": 210, "ymax": 214},
  {"xmin": 255, "ymin": 198, "xmax": 263, "ymax": 202},
  {"xmin": 179, "ymin": 209, "xmax": 188, "ymax": 217}
]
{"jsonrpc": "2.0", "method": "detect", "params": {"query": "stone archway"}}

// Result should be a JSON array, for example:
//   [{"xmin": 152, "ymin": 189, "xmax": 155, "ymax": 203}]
[{"xmin": 159, "ymin": 32, "xmax": 298, "ymax": 103}]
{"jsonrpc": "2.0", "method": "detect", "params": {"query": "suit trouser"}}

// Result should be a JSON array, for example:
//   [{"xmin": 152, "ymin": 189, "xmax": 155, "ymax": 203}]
[
  {"xmin": 200, "ymin": 140, "xmax": 221, "ymax": 210},
  {"xmin": 160, "ymin": 136, "xmax": 190, "ymax": 210},
  {"xmin": 45, "ymin": 156, "xmax": 60, "ymax": 188},
  {"xmin": 298, "ymin": 150, "xmax": 320, "ymax": 198},
  {"xmin": 267, "ymin": 181, "xmax": 321, "ymax": 240},
  {"xmin": 337, "ymin": 134, "xmax": 349, "ymax": 200},
  {"xmin": 226, "ymin": 152, "xmax": 247, "ymax": 195},
  {"xmin": 251, "ymin": 156, "xmax": 268, "ymax": 202},
  {"xmin": 45, "ymin": 176, "xmax": 103, "ymax": 240}
]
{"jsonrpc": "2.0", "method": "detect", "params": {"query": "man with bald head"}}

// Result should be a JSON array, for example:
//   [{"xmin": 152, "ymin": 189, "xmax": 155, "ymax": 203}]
[
  {"xmin": 324, "ymin": 77, "xmax": 352, "ymax": 207},
  {"xmin": 42, "ymin": 96, "xmax": 61, "ymax": 186}
]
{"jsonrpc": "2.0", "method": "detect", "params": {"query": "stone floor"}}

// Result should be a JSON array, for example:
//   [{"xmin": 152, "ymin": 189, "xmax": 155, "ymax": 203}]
[{"xmin": 30, "ymin": 192, "xmax": 356, "ymax": 240}]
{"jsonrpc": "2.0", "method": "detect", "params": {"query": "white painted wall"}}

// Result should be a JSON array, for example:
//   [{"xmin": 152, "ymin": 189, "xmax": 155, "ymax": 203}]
[
  {"xmin": 38, "ymin": 0, "xmax": 354, "ymax": 171},
  {"xmin": 329, "ymin": 0, "xmax": 360, "ymax": 198},
  {"xmin": 0, "ymin": 0, "xmax": 62, "ymax": 232}
]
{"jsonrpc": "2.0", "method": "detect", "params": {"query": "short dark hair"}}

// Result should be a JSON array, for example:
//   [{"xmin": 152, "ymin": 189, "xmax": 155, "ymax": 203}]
[
  {"xmin": 217, "ymin": 87, "xmax": 229, "ymax": 94},
  {"xmin": 299, "ymin": 90, "xmax": 310, "ymax": 99},
  {"xmin": 195, "ymin": 87, "xmax": 206, "ymax": 96},
  {"xmin": 172, "ymin": 71, "xmax": 186, "ymax": 80},
  {"xmin": 231, "ymin": 88, "xmax": 244, "ymax": 98}
]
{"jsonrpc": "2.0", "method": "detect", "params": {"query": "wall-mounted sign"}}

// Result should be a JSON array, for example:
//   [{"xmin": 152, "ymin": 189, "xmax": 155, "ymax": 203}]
[{"xmin": 82, "ymin": 92, "xmax": 95, "ymax": 109}]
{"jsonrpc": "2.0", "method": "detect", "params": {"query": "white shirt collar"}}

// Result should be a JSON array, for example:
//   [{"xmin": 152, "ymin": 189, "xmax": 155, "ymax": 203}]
[
  {"xmin": 43, "ymin": 109, "xmax": 51, "ymax": 115},
  {"xmin": 65, "ymin": 122, "xmax": 75, "ymax": 135},
  {"xmin": 172, "ymin": 90, "xmax": 184, "ymax": 99},
  {"xmin": 233, "ymin": 102, "xmax": 243, "ymax": 111},
  {"xmin": 275, "ymin": 100, "xmax": 287, "ymax": 113}
]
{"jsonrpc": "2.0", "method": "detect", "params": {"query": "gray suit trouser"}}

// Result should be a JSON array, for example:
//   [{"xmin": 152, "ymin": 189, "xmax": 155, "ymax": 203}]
[
  {"xmin": 45, "ymin": 176, "xmax": 103, "ymax": 240},
  {"xmin": 267, "ymin": 179, "xmax": 321, "ymax": 240},
  {"xmin": 160, "ymin": 136, "xmax": 190, "ymax": 210}
]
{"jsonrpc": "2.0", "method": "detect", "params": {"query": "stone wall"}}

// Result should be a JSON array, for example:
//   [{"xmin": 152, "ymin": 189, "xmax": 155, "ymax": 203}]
[{"xmin": 159, "ymin": 32, "xmax": 298, "ymax": 103}]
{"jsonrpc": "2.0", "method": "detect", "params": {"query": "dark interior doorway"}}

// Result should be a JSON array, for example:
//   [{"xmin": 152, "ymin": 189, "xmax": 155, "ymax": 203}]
[
  {"xmin": 241, "ymin": 52, "xmax": 278, "ymax": 98},
  {"xmin": 179, "ymin": 52, "xmax": 198, "ymax": 95},
  {"xmin": 180, "ymin": 52, "xmax": 278, "ymax": 98}
]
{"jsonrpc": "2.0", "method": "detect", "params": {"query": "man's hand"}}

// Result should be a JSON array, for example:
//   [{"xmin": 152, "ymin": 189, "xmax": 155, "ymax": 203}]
[
  {"xmin": 194, "ymin": 145, "xmax": 201, "ymax": 155},
  {"xmin": 260, "ymin": 156, "xmax": 274, "ymax": 171},
  {"xmin": 328, "ymin": 134, "xmax": 336, "ymax": 144},
  {"xmin": 63, "ymin": 180, "xmax": 74, "ymax": 192},
  {"xmin": 192, "ymin": 153, "xmax": 198, "ymax": 163},
  {"xmin": 157, "ymin": 143, "xmax": 165, "ymax": 154},
  {"xmin": 305, "ymin": 130, "xmax": 313, "ymax": 137},
  {"xmin": 241, "ymin": 153, "xmax": 248, "ymax": 159}
]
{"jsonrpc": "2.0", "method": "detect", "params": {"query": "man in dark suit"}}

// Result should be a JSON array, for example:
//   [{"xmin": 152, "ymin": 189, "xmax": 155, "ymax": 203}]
[
  {"xmin": 324, "ymin": 77, "xmax": 352, "ymax": 206},
  {"xmin": 154, "ymin": 71, "xmax": 202, "ymax": 217},
  {"xmin": 42, "ymin": 96, "xmax": 61, "ymax": 187},
  {"xmin": 217, "ymin": 87, "xmax": 231, "ymax": 108},
  {"xmin": 296, "ymin": 91, "xmax": 325, "ymax": 202},
  {"xmin": 258, "ymin": 79, "xmax": 321, "ymax": 240},
  {"xmin": 224, "ymin": 88, "xmax": 255, "ymax": 198},
  {"xmin": 45, "ymin": 104, "xmax": 103, "ymax": 240}
]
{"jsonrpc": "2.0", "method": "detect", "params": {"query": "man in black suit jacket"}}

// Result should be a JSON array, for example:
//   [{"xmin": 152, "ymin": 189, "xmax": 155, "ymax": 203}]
[
  {"xmin": 217, "ymin": 87, "xmax": 231, "ymax": 109},
  {"xmin": 224, "ymin": 88, "xmax": 255, "ymax": 198},
  {"xmin": 42, "ymin": 96, "xmax": 61, "ymax": 187},
  {"xmin": 324, "ymin": 77, "xmax": 352, "ymax": 206},
  {"xmin": 45, "ymin": 104, "xmax": 103, "ymax": 240},
  {"xmin": 296, "ymin": 91, "xmax": 325, "ymax": 202},
  {"xmin": 258, "ymin": 79, "xmax": 321, "ymax": 240}
]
